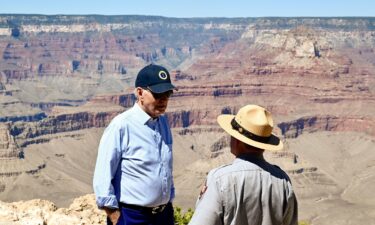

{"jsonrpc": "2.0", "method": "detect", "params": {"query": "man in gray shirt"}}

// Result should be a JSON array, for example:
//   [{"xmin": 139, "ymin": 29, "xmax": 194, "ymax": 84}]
[{"xmin": 189, "ymin": 104, "xmax": 298, "ymax": 225}]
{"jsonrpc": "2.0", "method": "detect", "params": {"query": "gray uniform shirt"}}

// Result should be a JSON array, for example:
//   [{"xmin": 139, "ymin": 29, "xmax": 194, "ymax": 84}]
[{"xmin": 189, "ymin": 154, "xmax": 298, "ymax": 225}]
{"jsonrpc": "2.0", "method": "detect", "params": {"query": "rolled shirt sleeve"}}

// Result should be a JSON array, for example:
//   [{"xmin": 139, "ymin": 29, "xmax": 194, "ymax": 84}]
[{"xmin": 93, "ymin": 121, "xmax": 123, "ymax": 209}]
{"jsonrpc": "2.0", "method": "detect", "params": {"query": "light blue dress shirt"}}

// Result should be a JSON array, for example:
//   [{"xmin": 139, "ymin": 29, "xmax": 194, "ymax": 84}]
[{"xmin": 93, "ymin": 103, "xmax": 174, "ymax": 209}]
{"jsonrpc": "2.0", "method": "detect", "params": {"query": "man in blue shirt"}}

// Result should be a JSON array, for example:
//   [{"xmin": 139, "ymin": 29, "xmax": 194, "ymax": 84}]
[{"xmin": 93, "ymin": 64, "xmax": 177, "ymax": 225}]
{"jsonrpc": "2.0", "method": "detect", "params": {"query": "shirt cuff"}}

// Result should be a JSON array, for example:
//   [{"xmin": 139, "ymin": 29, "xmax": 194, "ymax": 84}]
[{"xmin": 96, "ymin": 195, "xmax": 119, "ymax": 209}]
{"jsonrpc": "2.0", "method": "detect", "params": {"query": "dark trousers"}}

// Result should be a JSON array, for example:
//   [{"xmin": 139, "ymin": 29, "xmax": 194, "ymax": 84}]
[{"xmin": 107, "ymin": 202, "xmax": 174, "ymax": 225}]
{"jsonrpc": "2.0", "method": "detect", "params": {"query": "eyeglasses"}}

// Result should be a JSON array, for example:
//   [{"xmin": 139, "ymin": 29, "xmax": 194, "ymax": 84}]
[{"xmin": 145, "ymin": 88, "xmax": 173, "ymax": 99}]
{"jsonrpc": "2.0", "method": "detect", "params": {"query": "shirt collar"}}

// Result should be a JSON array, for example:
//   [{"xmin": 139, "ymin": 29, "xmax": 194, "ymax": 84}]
[
  {"xmin": 133, "ymin": 103, "xmax": 158, "ymax": 125},
  {"xmin": 235, "ymin": 153, "xmax": 265, "ymax": 163}
]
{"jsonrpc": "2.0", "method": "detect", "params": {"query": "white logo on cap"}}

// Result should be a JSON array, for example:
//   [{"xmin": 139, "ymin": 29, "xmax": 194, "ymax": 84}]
[{"xmin": 158, "ymin": 71, "xmax": 168, "ymax": 80}]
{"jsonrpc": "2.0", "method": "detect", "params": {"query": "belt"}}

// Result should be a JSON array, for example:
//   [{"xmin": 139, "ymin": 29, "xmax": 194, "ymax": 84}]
[{"xmin": 119, "ymin": 202, "xmax": 169, "ymax": 215}]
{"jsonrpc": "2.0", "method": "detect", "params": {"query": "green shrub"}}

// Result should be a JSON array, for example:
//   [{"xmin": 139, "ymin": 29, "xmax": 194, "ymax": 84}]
[{"xmin": 174, "ymin": 206, "xmax": 194, "ymax": 225}]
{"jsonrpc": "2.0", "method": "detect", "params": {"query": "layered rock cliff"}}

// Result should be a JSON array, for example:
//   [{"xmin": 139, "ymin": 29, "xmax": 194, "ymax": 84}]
[{"xmin": 0, "ymin": 122, "xmax": 45, "ymax": 193}]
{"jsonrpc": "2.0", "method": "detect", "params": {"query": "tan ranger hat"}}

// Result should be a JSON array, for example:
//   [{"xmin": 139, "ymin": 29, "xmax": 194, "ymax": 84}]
[{"xmin": 217, "ymin": 104, "xmax": 283, "ymax": 151}]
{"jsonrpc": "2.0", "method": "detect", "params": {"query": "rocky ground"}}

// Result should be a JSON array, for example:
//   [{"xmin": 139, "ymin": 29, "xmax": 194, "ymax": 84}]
[{"xmin": 0, "ymin": 194, "xmax": 106, "ymax": 225}]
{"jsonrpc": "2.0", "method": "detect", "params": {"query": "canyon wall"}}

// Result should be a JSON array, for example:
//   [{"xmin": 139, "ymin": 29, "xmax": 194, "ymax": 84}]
[{"xmin": 0, "ymin": 15, "xmax": 374, "ymax": 224}]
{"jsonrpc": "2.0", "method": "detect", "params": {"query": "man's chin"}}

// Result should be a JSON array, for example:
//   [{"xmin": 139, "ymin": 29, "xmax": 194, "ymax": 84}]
[
  {"xmin": 157, "ymin": 106, "xmax": 167, "ymax": 112},
  {"xmin": 153, "ymin": 109, "xmax": 166, "ymax": 117}
]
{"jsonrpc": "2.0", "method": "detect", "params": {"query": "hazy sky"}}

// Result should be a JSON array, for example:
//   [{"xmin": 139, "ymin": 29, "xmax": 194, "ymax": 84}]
[{"xmin": 0, "ymin": 0, "xmax": 374, "ymax": 17}]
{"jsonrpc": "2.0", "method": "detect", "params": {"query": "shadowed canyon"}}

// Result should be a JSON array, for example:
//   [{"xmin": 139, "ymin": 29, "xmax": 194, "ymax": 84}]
[{"xmin": 0, "ymin": 15, "xmax": 374, "ymax": 224}]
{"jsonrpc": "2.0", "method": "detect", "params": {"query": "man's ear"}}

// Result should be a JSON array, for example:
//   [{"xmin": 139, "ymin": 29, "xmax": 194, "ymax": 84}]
[
  {"xmin": 136, "ymin": 87, "xmax": 143, "ymax": 98},
  {"xmin": 134, "ymin": 87, "xmax": 143, "ymax": 102}
]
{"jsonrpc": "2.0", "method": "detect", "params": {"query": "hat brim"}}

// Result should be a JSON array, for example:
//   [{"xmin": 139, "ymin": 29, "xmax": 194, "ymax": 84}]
[
  {"xmin": 148, "ymin": 83, "xmax": 177, "ymax": 93},
  {"xmin": 217, "ymin": 115, "xmax": 283, "ymax": 151}
]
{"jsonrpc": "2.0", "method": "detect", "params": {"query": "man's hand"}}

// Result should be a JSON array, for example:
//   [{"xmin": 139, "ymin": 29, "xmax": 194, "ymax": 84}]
[{"xmin": 104, "ymin": 207, "xmax": 121, "ymax": 225}]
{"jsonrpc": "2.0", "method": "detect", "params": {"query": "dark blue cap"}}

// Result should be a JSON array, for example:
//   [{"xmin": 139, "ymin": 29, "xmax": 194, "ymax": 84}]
[{"xmin": 135, "ymin": 64, "xmax": 177, "ymax": 93}]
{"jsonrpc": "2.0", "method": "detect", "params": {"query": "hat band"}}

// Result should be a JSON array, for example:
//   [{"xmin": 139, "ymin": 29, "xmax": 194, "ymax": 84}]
[{"xmin": 231, "ymin": 118, "xmax": 271, "ymax": 144}]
